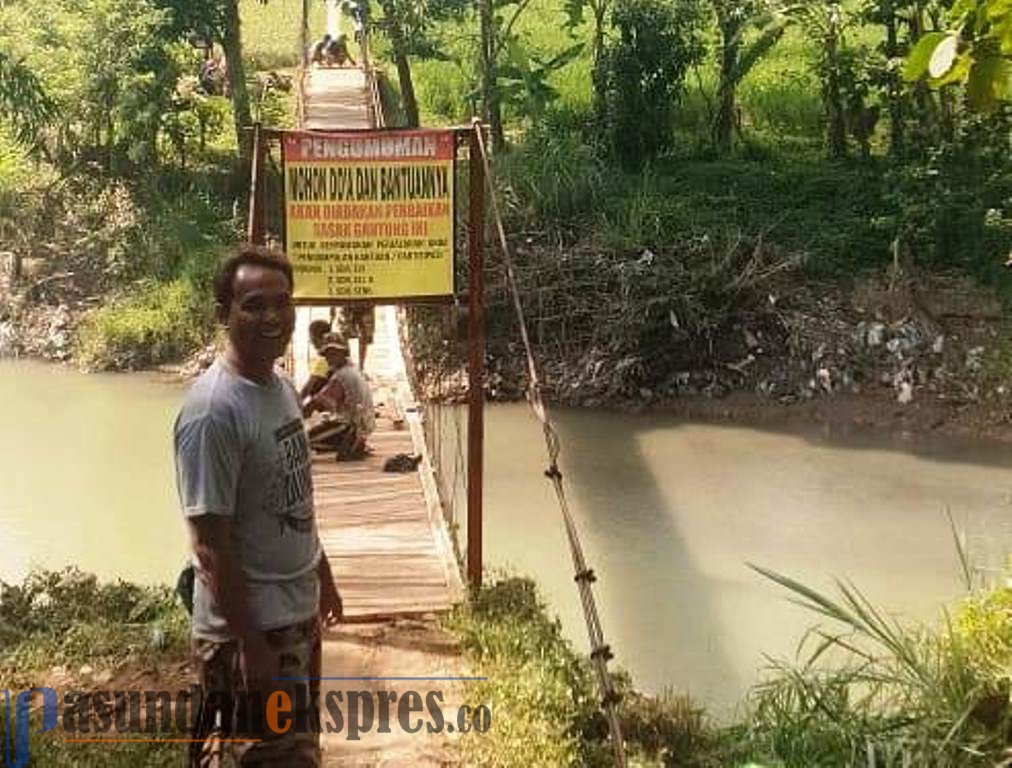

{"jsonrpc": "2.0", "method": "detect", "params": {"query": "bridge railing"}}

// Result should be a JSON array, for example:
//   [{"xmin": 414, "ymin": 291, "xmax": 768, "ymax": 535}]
[{"xmin": 399, "ymin": 304, "xmax": 472, "ymax": 576}]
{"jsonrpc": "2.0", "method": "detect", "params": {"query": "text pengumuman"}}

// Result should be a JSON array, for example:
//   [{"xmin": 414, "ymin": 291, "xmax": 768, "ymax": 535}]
[{"xmin": 297, "ymin": 135, "xmax": 439, "ymax": 161}]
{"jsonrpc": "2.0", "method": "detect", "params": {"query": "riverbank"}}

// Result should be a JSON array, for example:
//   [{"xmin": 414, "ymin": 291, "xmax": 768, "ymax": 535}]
[
  {"xmin": 4, "ymin": 265, "xmax": 1011, "ymax": 444},
  {"xmin": 404, "ymin": 261, "xmax": 1012, "ymax": 441},
  {"xmin": 3, "ymin": 569, "xmax": 1008, "ymax": 767}
]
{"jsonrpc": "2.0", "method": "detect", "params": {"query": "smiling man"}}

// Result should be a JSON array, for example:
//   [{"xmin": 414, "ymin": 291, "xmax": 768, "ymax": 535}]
[{"xmin": 174, "ymin": 244, "xmax": 341, "ymax": 767}]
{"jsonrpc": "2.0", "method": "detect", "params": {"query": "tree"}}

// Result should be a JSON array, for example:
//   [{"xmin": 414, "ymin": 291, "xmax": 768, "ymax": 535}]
[
  {"xmin": 710, "ymin": 0, "xmax": 789, "ymax": 154},
  {"xmin": 155, "ymin": 0, "xmax": 254, "ymax": 159},
  {"xmin": 864, "ymin": 0, "xmax": 906, "ymax": 157},
  {"xmin": 564, "ymin": 0, "xmax": 614, "ymax": 115},
  {"xmin": 477, "ymin": 0, "xmax": 553, "ymax": 152},
  {"xmin": 601, "ymin": 0, "xmax": 704, "ymax": 167},
  {"xmin": 0, "ymin": 51, "xmax": 55, "ymax": 152},
  {"xmin": 904, "ymin": 0, "xmax": 1012, "ymax": 111},
  {"xmin": 377, "ymin": 0, "xmax": 423, "ymax": 126},
  {"xmin": 791, "ymin": 1, "xmax": 875, "ymax": 159},
  {"xmin": 479, "ymin": 0, "xmax": 503, "ymax": 151},
  {"xmin": 218, "ymin": 0, "xmax": 253, "ymax": 159},
  {"xmin": 374, "ymin": 0, "xmax": 467, "ymax": 128}
]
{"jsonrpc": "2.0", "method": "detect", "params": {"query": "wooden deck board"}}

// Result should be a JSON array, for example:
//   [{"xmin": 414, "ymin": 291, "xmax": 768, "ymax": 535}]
[
  {"xmin": 301, "ymin": 305, "xmax": 464, "ymax": 620},
  {"xmin": 302, "ymin": 67, "xmax": 371, "ymax": 131}
]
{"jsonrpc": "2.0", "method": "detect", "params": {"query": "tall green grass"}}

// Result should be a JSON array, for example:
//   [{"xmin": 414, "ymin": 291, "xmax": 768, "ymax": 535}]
[
  {"xmin": 494, "ymin": 125, "xmax": 889, "ymax": 274},
  {"xmin": 241, "ymin": 0, "xmax": 328, "ymax": 70},
  {"xmin": 739, "ymin": 567, "xmax": 1012, "ymax": 767}
]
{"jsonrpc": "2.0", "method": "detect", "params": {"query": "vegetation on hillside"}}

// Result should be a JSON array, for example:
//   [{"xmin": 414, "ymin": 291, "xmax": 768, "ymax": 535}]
[
  {"xmin": 0, "ymin": 0, "xmax": 293, "ymax": 369},
  {"xmin": 364, "ymin": 0, "xmax": 1012, "ymax": 406},
  {"xmin": 1, "ymin": 0, "xmax": 1009, "ymax": 374}
]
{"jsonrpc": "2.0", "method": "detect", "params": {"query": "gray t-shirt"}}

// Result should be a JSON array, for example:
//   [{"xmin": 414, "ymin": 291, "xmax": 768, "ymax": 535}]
[
  {"xmin": 317, "ymin": 364, "xmax": 375, "ymax": 435},
  {"xmin": 174, "ymin": 359, "xmax": 321, "ymax": 640}
]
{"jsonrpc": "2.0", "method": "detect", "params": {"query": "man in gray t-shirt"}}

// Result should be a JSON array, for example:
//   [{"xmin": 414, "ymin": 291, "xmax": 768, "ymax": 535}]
[{"xmin": 174, "ymin": 245, "xmax": 341, "ymax": 767}]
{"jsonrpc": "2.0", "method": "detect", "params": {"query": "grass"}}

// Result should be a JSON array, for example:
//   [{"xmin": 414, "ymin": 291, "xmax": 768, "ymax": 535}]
[
  {"xmin": 446, "ymin": 571, "xmax": 1010, "ymax": 768},
  {"xmin": 0, "ymin": 568, "xmax": 191, "ymax": 767},
  {"xmin": 736, "ymin": 569, "xmax": 1012, "ymax": 768},
  {"xmin": 444, "ymin": 577, "xmax": 599, "ymax": 766},
  {"xmin": 495, "ymin": 123, "xmax": 890, "ymax": 276},
  {"xmin": 241, "ymin": 0, "xmax": 329, "ymax": 71},
  {"xmin": 0, "ymin": 568, "xmax": 189, "ymax": 688}
]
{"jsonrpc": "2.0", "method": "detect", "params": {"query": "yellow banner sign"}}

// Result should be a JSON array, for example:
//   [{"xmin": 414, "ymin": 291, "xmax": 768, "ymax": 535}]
[{"xmin": 282, "ymin": 129, "xmax": 456, "ymax": 301}]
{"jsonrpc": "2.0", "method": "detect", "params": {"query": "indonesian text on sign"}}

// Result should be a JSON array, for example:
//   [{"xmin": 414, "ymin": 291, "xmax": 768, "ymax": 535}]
[{"xmin": 283, "ymin": 130, "xmax": 455, "ymax": 301}]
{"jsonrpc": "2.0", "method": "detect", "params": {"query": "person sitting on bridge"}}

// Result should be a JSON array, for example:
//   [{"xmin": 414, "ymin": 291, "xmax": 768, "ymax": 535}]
[
  {"xmin": 298, "ymin": 319, "xmax": 334, "ymax": 401},
  {"xmin": 325, "ymin": 34, "xmax": 357, "ymax": 67},
  {"xmin": 309, "ymin": 33, "xmax": 333, "ymax": 66},
  {"xmin": 303, "ymin": 334, "xmax": 375, "ymax": 460}
]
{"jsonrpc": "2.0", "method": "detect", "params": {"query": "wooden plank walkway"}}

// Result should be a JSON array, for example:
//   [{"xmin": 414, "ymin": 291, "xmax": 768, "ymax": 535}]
[
  {"xmin": 310, "ymin": 307, "xmax": 464, "ymax": 619},
  {"xmin": 294, "ymin": 69, "xmax": 464, "ymax": 618},
  {"xmin": 302, "ymin": 66, "xmax": 371, "ymax": 130}
]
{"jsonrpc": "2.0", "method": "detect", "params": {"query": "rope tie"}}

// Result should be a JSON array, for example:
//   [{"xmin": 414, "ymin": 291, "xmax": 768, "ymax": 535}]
[
  {"xmin": 471, "ymin": 120, "xmax": 627, "ymax": 768},
  {"xmin": 544, "ymin": 464, "xmax": 563, "ymax": 480},
  {"xmin": 574, "ymin": 568, "xmax": 596, "ymax": 584}
]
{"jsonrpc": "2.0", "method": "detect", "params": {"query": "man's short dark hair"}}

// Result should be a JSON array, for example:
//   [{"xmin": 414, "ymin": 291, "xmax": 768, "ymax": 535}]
[
  {"xmin": 213, "ymin": 244, "xmax": 294, "ymax": 311},
  {"xmin": 309, "ymin": 319, "xmax": 331, "ymax": 335}
]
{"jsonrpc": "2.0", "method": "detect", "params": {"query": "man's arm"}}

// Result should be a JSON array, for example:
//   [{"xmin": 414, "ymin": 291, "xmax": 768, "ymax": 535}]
[
  {"xmin": 317, "ymin": 554, "xmax": 343, "ymax": 626},
  {"xmin": 187, "ymin": 515, "xmax": 276, "ymax": 688},
  {"xmin": 303, "ymin": 377, "xmax": 347, "ymax": 417},
  {"xmin": 298, "ymin": 374, "xmax": 327, "ymax": 402}
]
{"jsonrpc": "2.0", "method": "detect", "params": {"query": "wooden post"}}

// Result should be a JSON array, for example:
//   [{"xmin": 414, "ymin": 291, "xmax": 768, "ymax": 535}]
[
  {"xmin": 466, "ymin": 128, "xmax": 486, "ymax": 589},
  {"xmin": 247, "ymin": 123, "xmax": 267, "ymax": 245},
  {"xmin": 301, "ymin": 0, "xmax": 310, "ymax": 69}
]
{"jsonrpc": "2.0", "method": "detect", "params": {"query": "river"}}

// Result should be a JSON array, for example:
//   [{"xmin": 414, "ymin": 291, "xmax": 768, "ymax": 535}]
[{"xmin": 1, "ymin": 359, "xmax": 1009, "ymax": 712}]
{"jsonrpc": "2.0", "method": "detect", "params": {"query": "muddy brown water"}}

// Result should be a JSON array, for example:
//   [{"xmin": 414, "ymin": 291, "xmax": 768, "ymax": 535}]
[{"xmin": 1, "ymin": 359, "xmax": 1009, "ymax": 711}]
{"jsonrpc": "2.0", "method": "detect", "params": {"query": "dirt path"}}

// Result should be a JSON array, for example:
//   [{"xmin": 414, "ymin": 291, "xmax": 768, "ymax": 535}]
[{"xmin": 320, "ymin": 619, "xmax": 466, "ymax": 767}]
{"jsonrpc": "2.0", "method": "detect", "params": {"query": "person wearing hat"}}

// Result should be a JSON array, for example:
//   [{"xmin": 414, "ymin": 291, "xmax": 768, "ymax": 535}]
[{"xmin": 303, "ymin": 333, "xmax": 374, "ymax": 459}]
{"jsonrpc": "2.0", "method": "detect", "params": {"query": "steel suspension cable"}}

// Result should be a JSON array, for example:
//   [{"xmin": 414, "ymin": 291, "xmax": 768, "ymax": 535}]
[{"xmin": 471, "ymin": 121, "xmax": 627, "ymax": 767}]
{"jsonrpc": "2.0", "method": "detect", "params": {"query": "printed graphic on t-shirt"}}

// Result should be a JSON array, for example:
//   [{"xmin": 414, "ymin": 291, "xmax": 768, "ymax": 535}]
[{"xmin": 268, "ymin": 418, "xmax": 315, "ymax": 534}]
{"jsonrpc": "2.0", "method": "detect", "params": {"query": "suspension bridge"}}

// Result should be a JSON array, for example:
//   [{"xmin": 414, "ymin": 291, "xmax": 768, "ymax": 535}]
[{"xmin": 242, "ymin": 2, "xmax": 626, "ymax": 762}]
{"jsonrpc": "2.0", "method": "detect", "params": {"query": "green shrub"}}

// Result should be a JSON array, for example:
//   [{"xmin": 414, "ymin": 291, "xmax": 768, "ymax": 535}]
[
  {"xmin": 75, "ymin": 274, "xmax": 216, "ymax": 369},
  {"xmin": 600, "ymin": 0, "xmax": 705, "ymax": 168}
]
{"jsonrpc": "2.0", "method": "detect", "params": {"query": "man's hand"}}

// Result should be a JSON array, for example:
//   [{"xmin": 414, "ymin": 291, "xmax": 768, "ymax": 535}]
[
  {"xmin": 318, "ymin": 556, "xmax": 343, "ymax": 627},
  {"xmin": 240, "ymin": 632, "xmax": 279, "ymax": 694}
]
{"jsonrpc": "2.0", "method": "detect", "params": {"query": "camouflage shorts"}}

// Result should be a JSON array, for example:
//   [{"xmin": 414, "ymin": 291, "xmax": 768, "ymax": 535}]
[
  {"xmin": 190, "ymin": 618, "xmax": 322, "ymax": 768},
  {"xmin": 336, "ymin": 304, "xmax": 374, "ymax": 343}
]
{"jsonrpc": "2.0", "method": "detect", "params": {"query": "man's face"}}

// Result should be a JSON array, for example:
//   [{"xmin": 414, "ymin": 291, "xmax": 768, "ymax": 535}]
[
  {"xmin": 323, "ymin": 348, "xmax": 348, "ymax": 368},
  {"xmin": 222, "ymin": 264, "xmax": 295, "ymax": 365}
]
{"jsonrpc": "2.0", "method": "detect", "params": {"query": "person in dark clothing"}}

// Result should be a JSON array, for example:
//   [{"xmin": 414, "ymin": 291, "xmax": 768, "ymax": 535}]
[
  {"xmin": 309, "ymin": 34, "xmax": 332, "ymax": 66},
  {"xmin": 325, "ymin": 34, "xmax": 357, "ymax": 67}
]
